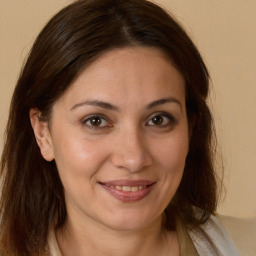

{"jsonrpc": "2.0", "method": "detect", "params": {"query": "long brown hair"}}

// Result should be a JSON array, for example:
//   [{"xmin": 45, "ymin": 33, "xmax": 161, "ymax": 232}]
[{"xmin": 0, "ymin": 0, "xmax": 219, "ymax": 254}]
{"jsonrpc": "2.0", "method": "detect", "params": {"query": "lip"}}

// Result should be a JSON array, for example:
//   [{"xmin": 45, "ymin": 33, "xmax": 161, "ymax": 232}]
[{"xmin": 99, "ymin": 180, "xmax": 156, "ymax": 203}]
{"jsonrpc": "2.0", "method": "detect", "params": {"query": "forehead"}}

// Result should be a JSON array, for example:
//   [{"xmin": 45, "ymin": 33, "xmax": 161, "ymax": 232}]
[{"xmin": 55, "ymin": 46, "xmax": 185, "ymax": 109}]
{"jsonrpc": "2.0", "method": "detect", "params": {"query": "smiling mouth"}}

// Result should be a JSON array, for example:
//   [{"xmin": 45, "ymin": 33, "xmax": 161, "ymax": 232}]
[
  {"xmin": 98, "ymin": 181, "xmax": 156, "ymax": 202},
  {"xmin": 103, "ymin": 184, "xmax": 149, "ymax": 192}
]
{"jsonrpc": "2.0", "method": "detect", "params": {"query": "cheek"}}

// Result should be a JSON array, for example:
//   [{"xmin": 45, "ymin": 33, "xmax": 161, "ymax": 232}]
[
  {"xmin": 153, "ymin": 133, "xmax": 189, "ymax": 171},
  {"xmin": 52, "ymin": 133, "xmax": 111, "ymax": 180},
  {"xmin": 152, "ymin": 133, "xmax": 188, "ymax": 196},
  {"xmin": 148, "ymin": 135, "xmax": 188, "ymax": 211},
  {"xmin": 52, "ymin": 137, "xmax": 112, "ymax": 205}
]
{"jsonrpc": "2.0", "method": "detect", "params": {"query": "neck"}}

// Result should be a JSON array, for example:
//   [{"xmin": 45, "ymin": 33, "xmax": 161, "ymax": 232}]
[{"xmin": 56, "ymin": 214, "xmax": 179, "ymax": 256}]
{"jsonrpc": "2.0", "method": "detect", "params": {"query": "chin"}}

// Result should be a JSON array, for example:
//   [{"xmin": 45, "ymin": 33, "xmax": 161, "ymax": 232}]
[{"xmin": 100, "ymin": 209, "xmax": 162, "ymax": 232}]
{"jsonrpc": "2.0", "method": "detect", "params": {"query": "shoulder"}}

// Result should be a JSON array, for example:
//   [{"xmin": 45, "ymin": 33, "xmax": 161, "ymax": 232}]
[
  {"xmin": 47, "ymin": 228, "xmax": 62, "ymax": 256},
  {"xmin": 188, "ymin": 213, "xmax": 240, "ymax": 255},
  {"xmin": 217, "ymin": 214, "xmax": 256, "ymax": 256}
]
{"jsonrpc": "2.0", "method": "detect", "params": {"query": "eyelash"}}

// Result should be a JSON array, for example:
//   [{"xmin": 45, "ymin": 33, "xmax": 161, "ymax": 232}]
[
  {"xmin": 81, "ymin": 112, "xmax": 177, "ymax": 130},
  {"xmin": 146, "ymin": 112, "xmax": 177, "ymax": 128},
  {"xmin": 82, "ymin": 114, "xmax": 112, "ymax": 129}
]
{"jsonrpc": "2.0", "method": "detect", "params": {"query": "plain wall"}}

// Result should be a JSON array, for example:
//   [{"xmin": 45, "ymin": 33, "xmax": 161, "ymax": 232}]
[{"xmin": 0, "ymin": 0, "xmax": 255, "ymax": 218}]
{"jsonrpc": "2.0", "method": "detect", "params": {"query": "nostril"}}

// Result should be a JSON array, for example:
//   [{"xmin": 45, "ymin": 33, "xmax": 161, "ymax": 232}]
[
  {"xmin": 110, "ymin": 153, "xmax": 149, "ymax": 172},
  {"xmin": 109, "ymin": 135, "xmax": 153, "ymax": 172}
]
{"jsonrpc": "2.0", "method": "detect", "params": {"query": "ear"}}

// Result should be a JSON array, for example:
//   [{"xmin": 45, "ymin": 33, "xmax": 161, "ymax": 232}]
[{"xmin": 29, "ymin": 108, "xmax": 54, "ymax": 161}]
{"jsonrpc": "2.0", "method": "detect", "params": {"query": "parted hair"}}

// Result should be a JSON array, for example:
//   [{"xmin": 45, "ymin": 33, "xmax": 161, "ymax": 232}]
[{"xmin": 0, "ymin": 0, "xmax": 219, "ymax": 255}]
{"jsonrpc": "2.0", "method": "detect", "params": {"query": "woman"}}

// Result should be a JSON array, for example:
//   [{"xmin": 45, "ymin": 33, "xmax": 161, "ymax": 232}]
[{"xmin": 0, "ymin": 0, "xmax": 241, "ymax": 255}]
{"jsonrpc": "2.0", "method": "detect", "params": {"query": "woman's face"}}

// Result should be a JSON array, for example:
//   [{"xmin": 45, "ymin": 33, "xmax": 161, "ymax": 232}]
[{"xmin": 43, "ymin": 46, "xmax": 189, "ymax": 231}]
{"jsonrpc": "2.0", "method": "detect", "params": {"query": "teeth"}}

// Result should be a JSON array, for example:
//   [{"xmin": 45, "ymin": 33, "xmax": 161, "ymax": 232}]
[
  {"xmin": 131, "ymin": 186, "xmax": 138, "ymax": 192},
  {"xmin": 113, "ymin": 185, "xmax": 147, "ymax": 192},
  {"xmin": 123, "ymin": 186, "xmax": 131, "ymax": 191}
]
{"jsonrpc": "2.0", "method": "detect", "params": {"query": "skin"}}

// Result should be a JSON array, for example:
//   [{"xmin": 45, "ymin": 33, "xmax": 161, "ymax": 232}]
[{"xmin": 30, "ymin": 46, "xmax": 189, "ymax": 256}]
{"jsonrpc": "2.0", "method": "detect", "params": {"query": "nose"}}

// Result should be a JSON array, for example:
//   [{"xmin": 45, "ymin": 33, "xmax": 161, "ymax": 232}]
[{"xmin": 110, "ymin": 129, "xmax": 153, "ymax": 173}]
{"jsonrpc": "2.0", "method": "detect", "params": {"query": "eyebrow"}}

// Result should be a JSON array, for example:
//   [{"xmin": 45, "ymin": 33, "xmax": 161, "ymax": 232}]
[
  {"xmin": 70, "ymin": 99, "xmax": 120, "ymax": 111},
  {"xmin": 70, "ymin": 97, "xmax": 182, "ymax": 111},
  {"xmin": 146, "ymin": 97, "xmax": 182, "ymax": 111}
]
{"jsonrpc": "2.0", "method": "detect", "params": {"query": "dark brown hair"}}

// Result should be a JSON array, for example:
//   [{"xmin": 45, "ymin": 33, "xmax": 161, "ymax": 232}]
[{"xmin": 0, "ymin": 0, "xmax": 219, "ymax": 254}]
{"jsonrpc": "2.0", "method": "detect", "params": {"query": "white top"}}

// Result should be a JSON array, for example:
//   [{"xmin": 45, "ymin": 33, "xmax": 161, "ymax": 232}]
[{"xmin": 187, "ymin": 215, "xmax": 240, "ymax": 255}]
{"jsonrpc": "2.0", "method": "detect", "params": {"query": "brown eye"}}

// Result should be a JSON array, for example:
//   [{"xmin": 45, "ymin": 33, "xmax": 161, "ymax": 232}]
[
  {"xmin": 89, "ymin": 117, "xmax": 102, "ymax": 127},
  {"xmin": 83, "ymin": 115, "xmax": 111, "ymax": 128},
  {"xmin": 146, "ymin": 113, "xmax": 176, "ymax": 127},
  {"xmin": 152, "ymin": 115, "xmax": 164, "ymax": 125}
]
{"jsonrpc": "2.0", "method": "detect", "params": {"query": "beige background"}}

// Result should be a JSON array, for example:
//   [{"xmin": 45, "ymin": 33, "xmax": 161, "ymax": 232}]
[{"xmin": 0, "ymin": 0, "xmax": 255, "ymax": 218}]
